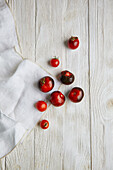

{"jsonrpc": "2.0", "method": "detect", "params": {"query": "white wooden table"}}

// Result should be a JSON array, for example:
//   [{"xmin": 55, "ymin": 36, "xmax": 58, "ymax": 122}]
[{"xmin": 0, "ymin": 0, "xmax": 113, "ymax": 169}]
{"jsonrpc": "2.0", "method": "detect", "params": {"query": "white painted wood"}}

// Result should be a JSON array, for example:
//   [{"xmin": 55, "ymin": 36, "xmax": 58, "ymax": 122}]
[
  {"xmin": 89, "ymin": 0, "xmax": 113, "ymax": 169},
  {"xmin": 8, "ymin": 0, "xmax": 36, "ymax": 60},
  {"xmin": 3, "ymin": 1, "xmax": 36, "ymax": 170},
  {"xmin": 1, "ymin": 0, "xmax": 91, "ymax": 169},
  {"xmin": 34, "ymin": 99, "xmax": 64, "ymax": 170},
  {"xmin": 2, "ymin": 0, "xmax": 113, "ymax": 169},
  {"xmin": 62, "ymin": 0, "xmax": 90, "ymax": 169},
  {"xmin": 35, "ymin": 0, "xmax": 90, "ymax": 170},
  {"xmin": 5, "ymin": 131, "xmax": 35, "ymax": 170},
  {"xmin": 35, "ymin": 1, "xmax": 64, "ymax": 169},
  {"xmin": 0, "ymin": 158, "xmax": 5, "ymax": 170}
]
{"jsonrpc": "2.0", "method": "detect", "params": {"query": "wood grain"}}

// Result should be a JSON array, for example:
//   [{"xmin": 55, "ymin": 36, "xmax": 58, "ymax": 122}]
[
  {"xmin": 0, "ymin": 158, "xmax": 5, "ymax": 170},
  {"xmin": 1, "ymin": 0, "xmax": 113, "ymax": 169},
  {"xmin": 35, "ymin": 0, "xmax": 90, "ymax": 170},
  {"xmin": 35, "ymin": 0, "xmax": 64, "ymax": 169},
  {"xmin": 5, "ymin": 131, "xmax": 35, "ymax": 170},
  {"xmin": 4, "ymin": 0, "xmax": 36, "ymax": 170},
  {"xmin": 8, "ymin": 0, "xmax": 36, "ymax": 60},
  {"xmin": 1, "ymin": 0, "xmax": 91, "ymax": 169},
  {"xmin": 62, "ymin": 0, "xmax": 90, "ymax": 169},
  {"xmin": 89, "ymin": 0, "xmax": 113, "ymax": 169}
]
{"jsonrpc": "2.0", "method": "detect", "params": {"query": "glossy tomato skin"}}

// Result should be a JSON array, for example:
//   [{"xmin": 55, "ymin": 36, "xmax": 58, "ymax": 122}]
[
  {"xmin": 40, "ymin": 120, "xmax": 49, "ymax": 129},
  {"xmin": 50, "ymin": 58, "xmax": 60, "ymax": 67},
  {"xmin": 59, "ymin": 70, "xmax": 75, "ymax": 85},
  {"xmin": 68, "ymin": 36, "xmax": 79, "ymax": 50},
  {"xmin": 39, "ymin": 76, "xmax": 54, "ymax": 93},
  {"xmin": 36, "ymin": 101, "xmax": 47, "ymax": 112},
  {"xmin": 50, "ymin": 91, "xmax": 65, "ymax": 107},
  {"xmin": 68, "ymin": 87, "xmax": 84, "ymax": 103}
]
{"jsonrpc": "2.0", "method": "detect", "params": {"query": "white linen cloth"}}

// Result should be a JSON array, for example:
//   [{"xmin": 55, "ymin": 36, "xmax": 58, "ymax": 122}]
[{"xmin": 0, "ymin": 0, "xmax": 60, "ymax": 158}]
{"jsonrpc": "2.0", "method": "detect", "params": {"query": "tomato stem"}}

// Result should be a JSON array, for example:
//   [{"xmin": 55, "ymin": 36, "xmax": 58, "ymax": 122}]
[
  {"xmin": 71, "ymin": 36, "xmax": 78, "ymax": 41},
  {"xmin": 53, "ymin": 56, "xmax": 58, "ymax": 59},
  {"xmin": 41, "ymin": 78, "xmax": 45, "ymax": 85},
  {"xmin": 44, "ymin": 122, "xmax": 48, "ymax": 127}
]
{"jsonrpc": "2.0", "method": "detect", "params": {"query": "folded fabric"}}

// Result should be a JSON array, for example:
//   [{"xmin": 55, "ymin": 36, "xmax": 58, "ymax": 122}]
[{"xmin": 0, "ymin": 0, "xmax": 60, "ymax": 158}]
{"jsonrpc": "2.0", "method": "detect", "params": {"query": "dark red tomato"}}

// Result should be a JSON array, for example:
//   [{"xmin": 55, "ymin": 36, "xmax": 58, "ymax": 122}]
[
  {"xmin": 36, "ymin": 101, "xmax": 47, "ymax": 112},
  {"xmin": 68, "ymin": 36, "xmax": 79, "ymax": 50},
  {"xmin": 59, "ymin": 70, "xmax": 75, "ymax": 85},
  {"xmin": 50, "ymin": 57, "xmax": 60, "ymax": 67},
  {"xmin": 40, "ymin": 120, "xmax": 49, "ymax": 129},
  {"xmin": 68, "ymin": 87, "xmax": 84, "ymax": 103},
  {"xmin": 50, "ymin": 91, "xmax": 65, "ymax": 107},
  {"xmin": 39, "ymin": 76, "xmax": 54, "ymax": 93}
]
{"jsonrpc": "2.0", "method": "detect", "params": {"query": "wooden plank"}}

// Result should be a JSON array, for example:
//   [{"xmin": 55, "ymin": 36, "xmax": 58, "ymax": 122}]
[
  {"xmin": 62, "ymin": 0, "xmax": 90, "ymax": 169},
  {"xmin": 35, "ymin": 0, "xmax": 90, "ymax": 170},
  {"xmin": 5, "ymin": 131, "xmax": 34, "ymax": 170},
  {"xmin": 0, "ymin": 158, "xmax": 5, "ymax": 170},
  {"xmin": 89, "ymin": 0, "xmax": 113, "ymax": 169},
  {"xmin": 8, "ymin": 0, "xmax": 36, "ymax": 60},
  {"xmin": 35, "ymin": 0, "xmax": 64, "ymax": 169},
  {"xmin": 4, "ymin": 1, "xmax": 36, "ymax": 170},
  {"xmin": 34, "ymin": 102, "xmax": 64, "ymax": 170}
]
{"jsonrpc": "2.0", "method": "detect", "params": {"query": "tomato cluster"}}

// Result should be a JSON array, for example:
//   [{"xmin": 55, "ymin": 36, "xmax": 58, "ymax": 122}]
[{"xmin": 35, "ymin": 36, "xmax": 84, "ymax": 130}]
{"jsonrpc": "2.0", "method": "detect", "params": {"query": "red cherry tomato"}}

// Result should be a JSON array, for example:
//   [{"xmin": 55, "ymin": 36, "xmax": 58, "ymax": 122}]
[
  {"xmin": 36, "ymin": 101, "xmax": 47, "ymax": 112},
  {"xmin": 50, "ymin": 91, "xmax": 65, "ymax": 107},
  {"xmin": 50, "ymin": 57, "xmax": 60, "ymax": 67},
  {"xmin": 68, "ymin": 36, "xmax": 79, "ymax": 50},
  {"xmin": 68, "ymin": 87, "xmax": 84, "ymax": 103},
  {"xmin": 59, "ymin": 70, "xmax": 75, "ymax": 85},
  {"xmin": 39, "ymin": 76, "xmax": 54, "ymax": 93},
  {"xmin": 40, "ymin": 119, "xmax": 49, "ymax": 129}
]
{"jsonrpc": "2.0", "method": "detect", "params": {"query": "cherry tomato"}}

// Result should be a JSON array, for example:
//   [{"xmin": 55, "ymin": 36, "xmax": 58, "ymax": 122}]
[
  {"xmin": 40, "ymin": 119, "xmax": 49, "ymax": 129},
  {"xmin": 68, "ymin": 36, "xmax": 79, "ymax": 50},
  {"xmin": 36, "ymin": 101, "xmax": 47, "ymax": 112},
  {"xmin": 68, "ymin": 87, "xmax": 84, "ymax": 103},
  {"xmin": 50, "ymin": 91, "xmax": 65, "ymax": 107},
  {"xmin": 59, "ymin": 70, "xmax": 75, "ymax": 85},
  {"xmin": 39, "ymin": 76, "xmax": 54, "ymax": 93},
  {"xmin": 50, "ymin": 57, "xmax": 60, "ymax": 67}
]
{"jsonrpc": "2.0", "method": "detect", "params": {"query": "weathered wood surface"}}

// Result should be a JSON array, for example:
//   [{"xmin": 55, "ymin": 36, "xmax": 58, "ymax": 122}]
[
  {"xmin": 0, "ymin": 0, "xmax": 113, "ymax": 169},
  {"xmin": 89, "ymin": 0, "xmax": 113, "ymax": 169}
]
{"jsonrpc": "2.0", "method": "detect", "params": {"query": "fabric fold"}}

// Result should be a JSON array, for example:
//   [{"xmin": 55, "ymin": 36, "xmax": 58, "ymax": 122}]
[
  {"xmin": 0, "ymin": 111, "xmax": 26, "ymax": 158},
  {"xmin": 0, "ymin": 0, "xmax": 18, "ymax": 52},
  {"xmin": 0, "ymin": 0, "xmax": 60, "ymax": 158}
]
